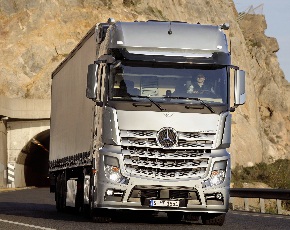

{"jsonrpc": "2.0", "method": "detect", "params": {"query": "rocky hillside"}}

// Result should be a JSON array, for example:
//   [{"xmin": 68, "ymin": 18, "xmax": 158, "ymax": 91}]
[{"xmin": 0, "ymin": 0, "xmax": 289, "ymax": 167}]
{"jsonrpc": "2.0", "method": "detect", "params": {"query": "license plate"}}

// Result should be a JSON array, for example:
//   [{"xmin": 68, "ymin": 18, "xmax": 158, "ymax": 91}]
[{"xmin": 150, "ymin": 200, "xmax": 180, "ymax": 207}]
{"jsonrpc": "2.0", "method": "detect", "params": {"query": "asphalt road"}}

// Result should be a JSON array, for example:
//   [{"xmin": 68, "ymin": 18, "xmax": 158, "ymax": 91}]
[{"xmin": 0, "ymin": 187, "xmax": 290, "ymax": 230}]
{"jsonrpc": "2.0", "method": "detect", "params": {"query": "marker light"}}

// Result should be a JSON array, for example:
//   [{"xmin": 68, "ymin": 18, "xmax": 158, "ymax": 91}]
[{"xmin": 106, "ymin": 189, "xmax": 114, "ymax": 196}]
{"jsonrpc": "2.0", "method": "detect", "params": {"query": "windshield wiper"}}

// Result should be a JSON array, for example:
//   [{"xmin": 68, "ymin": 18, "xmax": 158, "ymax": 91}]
[
  {"xmin": 166, "ymin": 96, "xmax": 215, "ymax": 113},
  {"xmin": 129, "ymin": 95, "xmax": 165, "ymax": 111}
]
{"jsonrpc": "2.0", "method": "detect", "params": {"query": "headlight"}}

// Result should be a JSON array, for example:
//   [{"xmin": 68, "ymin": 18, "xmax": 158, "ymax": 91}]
[
  {"xmin": 105, "ymin": 165, "xmax": 123, "ymax": 183},
  {"xmin": 104, "ymin": 156, "xmax": 128, "ymax": 184},
  {"xmin": 208, "ymin": 169, "xmax": 226, "ymax": 187},
  {"xmin": 203, "ymin": 161, "xmax": 227, "ymax": 187}
]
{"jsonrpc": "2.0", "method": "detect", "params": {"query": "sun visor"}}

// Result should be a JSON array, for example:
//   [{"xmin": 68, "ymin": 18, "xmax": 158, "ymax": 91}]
[{"xmin": 109, "ymin": 21, "xmax": 230, "ymax": 63}]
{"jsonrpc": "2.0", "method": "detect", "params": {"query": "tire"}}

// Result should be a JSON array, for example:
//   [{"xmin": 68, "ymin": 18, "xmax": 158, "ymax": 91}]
[
  {"xmin": 167, "ymin": 212, "xmax": 184, "ymax": 223},
  {"xmin": 55, "ymin": 175, "xmax": 62, "ymax": 212},
  {"xmin": 56, "ymin": 173, "xmax": 66, "ymax": 212},
  {"xmin": 201, "ymin": 213, "xmax": 226, "ymax": 226},
  {"xmin": 75, "ymin": 176, "xmax": 84, "ymax": 214},
  {"xmin": 88, "ymin": 185, "xmax": 94, "ymax": 217},
  {"xmin": 56, "ymin": 191, "xmax": 61, "ymax": 211}
]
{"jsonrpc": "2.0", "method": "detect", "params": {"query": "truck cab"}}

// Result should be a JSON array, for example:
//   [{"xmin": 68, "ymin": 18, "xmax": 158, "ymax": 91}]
[{"xmin": 86, "ymin": 20, "xmax": 245, "ymax": 225}]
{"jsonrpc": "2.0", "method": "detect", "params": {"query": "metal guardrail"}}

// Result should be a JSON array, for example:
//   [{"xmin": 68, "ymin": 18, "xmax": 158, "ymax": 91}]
[
  {"xmin": 237, "ymin": 12, "xmax": 246, "ymax": 22},
  {"xmin": 236, "ymin": 4, "xmax": 264, "ymax": 22},
  {"xmin": 230, "ymin": 188, "xmax": 290, "ymax": 214}
]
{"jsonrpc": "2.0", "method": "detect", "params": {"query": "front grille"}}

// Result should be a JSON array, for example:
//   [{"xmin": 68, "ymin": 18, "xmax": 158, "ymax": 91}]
[
  {"xmin": 169, "ymin": 190, "xmax": 189, "ymax": 199},
  {"xmin": 131, "ymin": 131, "xmax": 155, "ymax": 137},
  {"xmin": 141, "ymin": 190, "xmax": 158, "ymax": 198},
  {"xmin": 120, "ymin": 130, "xmax": 215, "ymax": 149},
  {"xmin": 121, "ymin": 129, "xmax": 214, "ymax": 179},
  {"xmin": 123, "ymin": 148, "xmax": 210, "ymax": 179}
]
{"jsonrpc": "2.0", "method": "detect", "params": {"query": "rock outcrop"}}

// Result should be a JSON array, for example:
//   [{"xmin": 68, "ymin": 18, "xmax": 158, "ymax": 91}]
[
  {"xmin": 0, "ymin": 0, "xmax": 289, "ymax": 167},
  {"xmin": 236, "ymin": 14, "xmax": 290, "ymax": 165}
]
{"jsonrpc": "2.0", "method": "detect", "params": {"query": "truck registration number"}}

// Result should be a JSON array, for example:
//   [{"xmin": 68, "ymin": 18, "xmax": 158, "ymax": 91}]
[{"xmin": 150, "ymin": 200, "xmax": 180, "ymax": 207}]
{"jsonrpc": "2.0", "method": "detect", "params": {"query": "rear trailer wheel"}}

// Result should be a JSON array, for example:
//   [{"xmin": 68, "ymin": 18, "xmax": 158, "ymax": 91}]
[
  {"xmin": 55, "ymin": 191, "xmax": 61, "ymax": 211},
  {"xmin": 167, "ymin": 212, "xmax": 184, "ymax": 223},
  {"xmin": 201, "ymin": 213, "xmax": 226, "ymax": 226},
  {"xmin": 56, "ymin": 174, "xmax": 66, "ymax": 212}
]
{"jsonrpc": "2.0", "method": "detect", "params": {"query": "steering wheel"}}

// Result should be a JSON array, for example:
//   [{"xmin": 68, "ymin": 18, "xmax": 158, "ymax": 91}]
[{"xmin": 198, "ymin": 90, "xmax": 217, "ymax": 97}]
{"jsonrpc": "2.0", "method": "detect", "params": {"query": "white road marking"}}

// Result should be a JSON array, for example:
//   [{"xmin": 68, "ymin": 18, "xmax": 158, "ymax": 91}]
[
  {"xmin": 232, "ymin": 211, "xmax": 290, "ymax": 220},
  {"xmin": 0, "ymin": 218, "xmax": 56, "ymax": 230}
]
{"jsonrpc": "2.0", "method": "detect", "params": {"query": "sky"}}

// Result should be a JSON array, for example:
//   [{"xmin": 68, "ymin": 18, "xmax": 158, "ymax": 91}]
[{"xmin": 233, "ymin": 0, "xmax": 290, "ymax": 82}]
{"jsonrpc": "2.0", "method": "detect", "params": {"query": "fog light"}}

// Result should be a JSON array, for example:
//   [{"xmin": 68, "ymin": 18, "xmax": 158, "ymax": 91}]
[
  {"xmin": 104, "ymin": 189, "xmax": 124, "ymax": 202},
  {"xmin": 106, "ymin": 189, "xmax": 114, "ymax": 196},
  {"xmin": 216, "ymin": 193, "xmax": 223, "ymax": 200}
]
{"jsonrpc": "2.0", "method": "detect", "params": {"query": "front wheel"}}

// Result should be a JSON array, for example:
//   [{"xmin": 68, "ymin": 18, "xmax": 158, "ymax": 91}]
[
  {"xmin": 85, "ymin": 181, "xmax": 94, "ymax": 217},
  {"xmin": 201, "ymin": 213, "xmax": 226, "ymax": 226}
]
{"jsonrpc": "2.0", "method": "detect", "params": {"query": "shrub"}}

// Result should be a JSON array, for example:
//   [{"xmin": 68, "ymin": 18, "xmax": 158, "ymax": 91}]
[{"xmin": 231, "ymin": 159, "xmax": 290, "ymax": 189}]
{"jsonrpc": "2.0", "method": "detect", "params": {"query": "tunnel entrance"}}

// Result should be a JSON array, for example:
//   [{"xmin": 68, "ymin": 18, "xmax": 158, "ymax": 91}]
[{"xmin": 16, "ymin": 129, "xmax": 50, "ymax": 187}]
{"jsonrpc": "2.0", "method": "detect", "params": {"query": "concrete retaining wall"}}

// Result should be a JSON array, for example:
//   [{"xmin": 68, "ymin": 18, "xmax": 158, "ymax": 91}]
[
  {"xmin": 0, "ymin": 96, "xmax": 50, "ymax": 119},
  {"xmin": 0, "ymin": 121, "xmax": 7, "ymax": 188},
  {"xmin": 0, "ymin": 96, "xmax": 51, "ymax": 188}
]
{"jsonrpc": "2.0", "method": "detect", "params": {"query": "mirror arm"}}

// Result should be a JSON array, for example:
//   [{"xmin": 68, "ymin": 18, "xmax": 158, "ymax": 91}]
[
  {"xmin": 230, "ymin": 105, "xmax": 238, "ymax": 112},
  {"xmin": 97, "ymin": 55, "xmax": 115, "ymax": 64},
  {"xmin": 96, "ymin": 101, "xmax": 103, "ymax": 107}
]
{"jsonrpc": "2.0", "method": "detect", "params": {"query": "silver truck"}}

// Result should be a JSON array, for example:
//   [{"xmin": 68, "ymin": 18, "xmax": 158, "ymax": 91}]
[{"xmin": 49, "ymin": 19, "xmax": 246, "ymax": 226}]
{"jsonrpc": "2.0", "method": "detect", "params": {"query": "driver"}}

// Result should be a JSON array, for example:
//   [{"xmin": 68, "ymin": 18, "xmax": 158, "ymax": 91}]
[{"xmin": 187, "ymin": 74, "xmax": 214, "ymax": 94}]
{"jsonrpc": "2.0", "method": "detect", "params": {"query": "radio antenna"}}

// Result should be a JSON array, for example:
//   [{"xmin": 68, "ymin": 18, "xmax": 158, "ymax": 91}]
[{"xmin": 168, "ymin": 22, "xmax": 172, "ymax": 35}]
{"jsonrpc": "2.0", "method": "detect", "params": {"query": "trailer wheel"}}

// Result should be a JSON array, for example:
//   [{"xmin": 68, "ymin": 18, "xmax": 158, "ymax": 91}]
[
  {"xmin": 56, "ymin": 191, "xmax": 60, "ymax": 211},
  {"xmin": 75, "ymin": 176, "xmax": 85, "ymax": 214},
  {"xmin": 167, "ymin": 212, "xmax": 183, "ymax": 223},
  {"xmin": 56, "ymin": 174, "xmax": 66, "ymax": 212},
  {"xmin": 201, "ymin": 213, "xmax": 225, "ymax": 226},
  {"xmin": 55, "ymin": 175, "xmax": 61, "ymax": 211}
]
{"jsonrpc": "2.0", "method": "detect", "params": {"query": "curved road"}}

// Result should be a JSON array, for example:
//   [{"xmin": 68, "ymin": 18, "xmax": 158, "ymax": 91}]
[{"xmin": 0, "ymin": 188, "xmax": 289, "ymax": 230}]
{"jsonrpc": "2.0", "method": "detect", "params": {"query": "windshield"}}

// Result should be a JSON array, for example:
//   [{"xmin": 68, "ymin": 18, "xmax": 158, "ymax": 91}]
[{"xmin": 109, "ymin": 63, "xmax": 228, "ymax": 104}]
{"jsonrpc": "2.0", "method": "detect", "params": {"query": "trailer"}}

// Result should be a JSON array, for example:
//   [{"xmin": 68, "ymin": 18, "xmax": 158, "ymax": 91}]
[{"xmin": 49, "ymin": 19, "xmax": 246, "ymax": 226}]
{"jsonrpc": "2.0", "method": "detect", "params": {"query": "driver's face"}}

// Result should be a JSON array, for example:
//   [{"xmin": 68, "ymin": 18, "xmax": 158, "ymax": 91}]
[{"xmin": 197, "ymin": 75, "xmax": 205, "ymax": 83}]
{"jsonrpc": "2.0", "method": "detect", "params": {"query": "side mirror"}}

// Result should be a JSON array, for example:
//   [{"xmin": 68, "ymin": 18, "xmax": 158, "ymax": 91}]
[
  {"xmin": 86, "ymin": 64, "xmax": 99, "ymax": 100},
  {"xmin": 234, "ymin": 70, "xmax": 246, "ymax": 106}
]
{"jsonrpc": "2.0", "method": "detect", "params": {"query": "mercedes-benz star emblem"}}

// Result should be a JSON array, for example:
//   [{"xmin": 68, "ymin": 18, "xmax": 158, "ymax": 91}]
[
  {"xmin": 156, "ymin": 127, "xmax": 178, "ymax": 148},
  {"xmin": 163, "ymin": 112, "xmax": 173, "ymax": 117}
]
